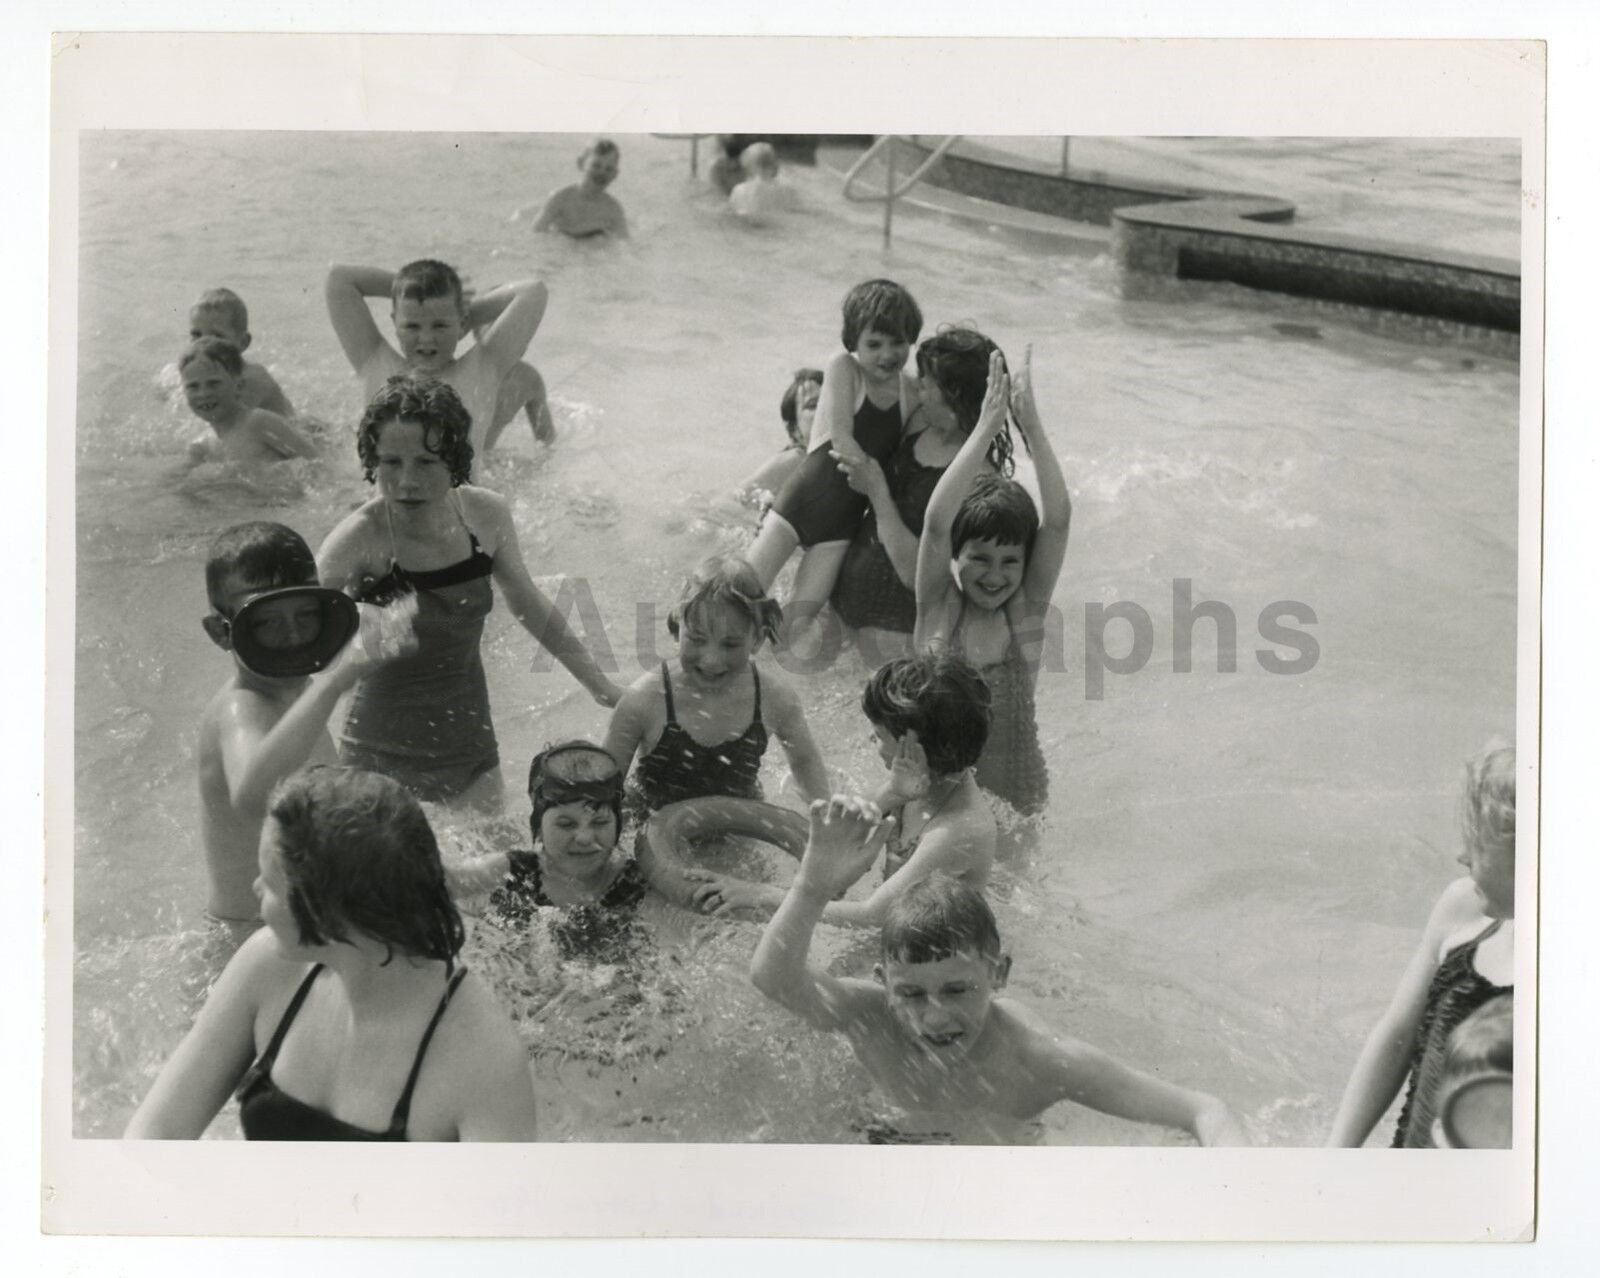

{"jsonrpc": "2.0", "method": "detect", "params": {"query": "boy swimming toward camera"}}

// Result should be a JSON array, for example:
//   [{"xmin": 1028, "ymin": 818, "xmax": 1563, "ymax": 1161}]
[
  {"xmin": 180, "ymin": 339, "xmax": 316, "ymax": 465},
  {"xmin": 187, "ymin": 287, "xmax": 295, "ymax": 418},
  {"xmin": 751, "ymin": 799, "xmax": 1250, "ymax": 1144},
  {"xmin": 198, "ymin": 522, "xmax": 412, "ymax": 934}
]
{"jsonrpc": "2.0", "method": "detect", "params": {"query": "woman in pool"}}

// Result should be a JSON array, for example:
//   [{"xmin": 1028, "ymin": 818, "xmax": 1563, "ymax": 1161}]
[
  {"xmin": 126, "ymin": 766, "xmax": 538, "ymax": 1141},
  {"xmin": 318, "ymin": 375, "xmax": 623, "ymax": 809},
  {"xmin": 830, "ymin": 326, "xmax": 1019, "ymax": 664}
]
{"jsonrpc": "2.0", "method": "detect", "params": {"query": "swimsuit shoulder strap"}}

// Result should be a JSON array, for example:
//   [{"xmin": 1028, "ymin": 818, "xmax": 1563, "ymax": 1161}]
[
  {"xmin": 381, "ymin": 501, "xmax": 400, "ymax": 573},
  {"xmin": 750, "ymin": 664, "xmax": 763, "ymax": 726},
  {"xmin": 387, "ymin": 968, "xmax": 469, "ymax": 1137},
  {"xmin": 660, "ymin": 663, "xmax": 677, "ymax": 723},
  {"xmin": 259, "ymin": 965, "xmax": 323, "ymax": 1069}
]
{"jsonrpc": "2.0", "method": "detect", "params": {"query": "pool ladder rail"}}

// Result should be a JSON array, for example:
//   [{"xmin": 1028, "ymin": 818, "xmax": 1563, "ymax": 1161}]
[
  {"xmin": 842, "ymin": 134, "xmax": 963, "ymax": 249},
  {"xmin": 653, "ymin": 132, "xmax": 962, "ymax": 249}
]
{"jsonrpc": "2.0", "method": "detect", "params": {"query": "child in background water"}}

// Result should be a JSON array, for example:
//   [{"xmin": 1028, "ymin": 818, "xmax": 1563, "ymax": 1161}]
[
  {"xmin": 603, "ymin": 556, "xmax": 832, "ymax": 904},
  {"xmin": 916, "ymin": 347, "xmax": 1069, "ymax": 818},
  {"xmin": 514, "ymin": 137, "xmax": 630, "ymax": 240},
  {"xmin": 325, "ymin": 258, "xmax": 548, "ymax": 470},
  {"xmin": 187, "ymin": 287, "xmax": 295, "ymax": 418},
  {"xmin": 739, "ymin": 368, "xmax": 822, "ymax": 501},
  {"xmin": 181, "ymin": 339, "xmax": 317, "ymax": 465},
  {"xmin": 751, "ymin": 817, "xmax": 1251, "ymax": 1145},
  {"xmin": 690, "ymin": 652, "xmax": 996, "ymax": 927},
  {"xmin": 745, "ymin": 280, "xmax": 923, "ymax": 641},
  {"xmin": 729, "ymin": 142, "xmax": 800, "ymax": 221},
  {"xmin": 1327, "ymin": 743, "xmax": 1516, "ymax": 1148}
]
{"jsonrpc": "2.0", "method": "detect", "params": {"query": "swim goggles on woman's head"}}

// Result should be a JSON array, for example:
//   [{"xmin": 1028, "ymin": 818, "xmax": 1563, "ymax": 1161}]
[
  {"xmin": 527, "ymin": 740, "xmax": 625, "ymax": 809},
  {"xmin": 223, "ymin": 585, "xmax": 360, "ymax": 678}
]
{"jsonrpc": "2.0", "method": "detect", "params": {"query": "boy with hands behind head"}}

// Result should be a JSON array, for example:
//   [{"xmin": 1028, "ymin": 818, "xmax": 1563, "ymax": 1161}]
[{"xmin": 751, "ymin": 798, "xmax": 1251, "ymax": 1144}]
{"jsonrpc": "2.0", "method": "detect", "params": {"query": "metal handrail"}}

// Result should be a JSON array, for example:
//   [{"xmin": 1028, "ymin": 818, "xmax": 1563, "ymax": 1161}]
[
  {"xmin": 841, "ymin": 134, "xmax": 962, "ymax": 249},
  {"xmin": 653, "ymin": 133, "xmax": 715, "ymax": 178}
]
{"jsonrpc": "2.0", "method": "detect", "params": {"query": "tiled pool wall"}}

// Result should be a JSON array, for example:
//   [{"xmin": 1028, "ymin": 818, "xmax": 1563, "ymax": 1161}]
[{"xmin": 892, "ymin": 137, "xmax": 1520, "ymax": 347}]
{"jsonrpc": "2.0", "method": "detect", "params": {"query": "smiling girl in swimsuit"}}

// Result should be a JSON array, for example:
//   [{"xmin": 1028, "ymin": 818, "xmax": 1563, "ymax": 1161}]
[
  {"xmin": 126, "ymin": 766, "xmax": 538, "ymax": 1141},
  {"xmin": 603, "ymin": 555, "xmax": 831, "ymax": 907},
  {"xmin": 1327, "ymin": 742, "xmax": 1517, "ymax": 1148},
  {"xmin": 317, "ymin": 376, "xmax": 622, "ymax": 810},
  {"xmin": 916, "ymin": 347, "xmax": 1071, "ymax": 819}
]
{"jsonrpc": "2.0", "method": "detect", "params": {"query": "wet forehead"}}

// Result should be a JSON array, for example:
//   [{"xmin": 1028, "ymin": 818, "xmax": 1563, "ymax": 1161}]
[
  {"xmin": 393, "ymin": 293, "xmax": 463, "ymax": 322},
  {"xmin": 883, "ymin": 953, "xmax": 993, "ymax": 988}
]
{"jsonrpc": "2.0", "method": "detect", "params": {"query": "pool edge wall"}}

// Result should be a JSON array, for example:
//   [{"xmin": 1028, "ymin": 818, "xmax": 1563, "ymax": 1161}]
[{"xmin": 890, "ymin": 136, "xmax": 1521, "ymax": 338}]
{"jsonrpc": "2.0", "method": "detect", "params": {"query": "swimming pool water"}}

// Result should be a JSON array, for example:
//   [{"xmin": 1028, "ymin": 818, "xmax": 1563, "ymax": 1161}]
[{"xmin": 71, "ymin": 131, "xmax": 1521, "ymax": 1144}]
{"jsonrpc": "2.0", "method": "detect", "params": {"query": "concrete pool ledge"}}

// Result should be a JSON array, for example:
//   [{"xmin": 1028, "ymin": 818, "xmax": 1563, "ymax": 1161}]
[{"xmin": 885, "ymin": 136, "xmax": 1520, "ymax": 336}]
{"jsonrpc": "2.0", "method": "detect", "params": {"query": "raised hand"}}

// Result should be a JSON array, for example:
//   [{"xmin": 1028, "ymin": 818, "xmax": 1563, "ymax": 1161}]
[
  {"xmin": 793, "ymin": 795, "xmax": 892, "ymax": 901},
  {"xmin": 831, "ymin": 449, "xmax": 887, "ymax": 501},
  {"xmin": 881, "ymin": 729, "xmax": 931, "ymax": 807},
  {"xmin": 977, "ymin": 348, "xmax": 1011, "ymax": 438},
  {"xmin": 345, "ymin": 593, "xmax": 420, "ymax": 673},
  {"xmin": 1009, "ymin": 343, "xmax": 1041, "ymax": 433}
]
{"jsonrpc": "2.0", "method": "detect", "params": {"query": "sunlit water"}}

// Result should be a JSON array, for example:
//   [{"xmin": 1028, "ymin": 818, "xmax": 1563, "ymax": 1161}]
[{"xmin": 72, "ymin": 132, "xmax": 1520, "ymax": 1144}]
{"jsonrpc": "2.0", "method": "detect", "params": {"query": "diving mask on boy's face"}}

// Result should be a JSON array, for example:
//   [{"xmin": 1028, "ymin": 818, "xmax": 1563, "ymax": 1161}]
[{"xmin": 218, "ymin": 586, "xmax": 360, "ymax": 678}]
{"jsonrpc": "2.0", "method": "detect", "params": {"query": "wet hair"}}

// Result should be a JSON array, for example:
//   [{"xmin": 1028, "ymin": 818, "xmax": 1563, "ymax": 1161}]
[
  {"xmin": 1436, "ymin": 992, "xmax": 1513, "ymax": 1147},
  {"xmin": 1460, "ymin": 742, "xmax": 1515, "ymax": 864},
  {"xmin": 861, "ymin": 651, "xmax": 991, "ymax": 777},
  {"xmin": 192, "ymin": 287, "xmax": 249, "ymax": 335},
  {"xmin": 779, "ymin": 368, "xmax": 824, "ymax": 448},
  {"xmin": 581, "ymin": 137, "xmax": 620, "ymax": 165},
  {"xmin": 667, "ymin": 555, "xmax": 783, "ymax": 648},
  {"xmin": 841, "ymin": 279, "xmax": 923, "ymax": 350},
  {"xmin": 915, "ymin": 326, "xmax": 1022, "ymax": 476},
  {"xmin": 740, "ymin": 141, "xmax": 779, "ymax": 175},
  {"xmin": 1443, "ymin": 993, "xmax": 1513, "ymax": 1081},
  {"xmin": 391, "ymin": 258, "xmax": 467, "ymax": 315},
  {"xmin": 880, "ymin": 874, "xmax": 1003, "ymax": 965},
  {"xmin": 204, "ymin": 521, "xmax": 318, "ymax": 614},
  {"xmin": 356, "ymin": 375, "xmax": 475, "ymax": 487},
  {"xmin": 528, "ymin": 739, "xmax": 625, "ymax": 847},
  {"xmin": 950, "ymin": 474, "xmax": 1040, "ymax": 560},
  {"xmin": 266, "ymin": 766, "xmax": 465, "ymax": 973},
  {"xmin": 179, "ymin": 337, "xmax": 245, "ymax": 379}
]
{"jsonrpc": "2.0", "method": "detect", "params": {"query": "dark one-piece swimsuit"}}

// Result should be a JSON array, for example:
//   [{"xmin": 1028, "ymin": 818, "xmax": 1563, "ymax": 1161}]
[
  {"xmin": 342, "ymin": 501, "xmax": 499, "ymax": 802},
  {"xmin": 490, "ymin": 853, "xmax": 650, "ymax": 959},
  {"xmin": 1392, "ymin": 918, "xmax": 1512, "ymax": 1147},
  {"xmin": 235, "ymin": 964, "xmax": 467, "ymax": 1141},
  {"xmin": 770, "ymin": 393, "xmax": 903, "ymax": 547},
  {"xmin": 630, "ymin": 664, "xmax": 768, "ymax": 814}
]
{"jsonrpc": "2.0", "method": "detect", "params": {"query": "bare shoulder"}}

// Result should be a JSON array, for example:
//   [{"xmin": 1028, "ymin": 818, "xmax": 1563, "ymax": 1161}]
[
  {"xmin": 829, "ymin": 976, "xmax": 895, "ymax": 1031},
  {"xmin": 229, "ymin": 929, "xmax": 313, "ymax": 1018},
  {"xmin": 456, "ymin": 483, "xmax": 512, "ymax": 530},
  {"xmin": 1427, "ymin": 876, "xmax": 1492, "ymax": 951},
  {"xmin": 443, "ymin": 973, "xmax": 527, "ymax": 1058},
  {"xmin": 755, "ymin": 660, "xmax": 804, "ymax": 717}
]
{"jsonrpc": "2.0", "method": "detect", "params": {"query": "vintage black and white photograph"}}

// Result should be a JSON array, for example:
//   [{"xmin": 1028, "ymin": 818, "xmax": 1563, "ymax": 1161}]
[{"xmin": 43, "ymin": 33, "xmax": 1542, "ymax": 1242}]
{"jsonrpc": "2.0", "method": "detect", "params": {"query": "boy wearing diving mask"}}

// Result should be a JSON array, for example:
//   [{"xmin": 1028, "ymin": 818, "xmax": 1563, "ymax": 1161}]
[{"xmin": 197, "ymin": 522, "xmax": 413, "ymax": 939}]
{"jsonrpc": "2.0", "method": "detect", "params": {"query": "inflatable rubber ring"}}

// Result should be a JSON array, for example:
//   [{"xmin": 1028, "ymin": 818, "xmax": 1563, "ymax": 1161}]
[{"xmin": 644, "ymin": 797, "xmax": 808, "ymax": 867}]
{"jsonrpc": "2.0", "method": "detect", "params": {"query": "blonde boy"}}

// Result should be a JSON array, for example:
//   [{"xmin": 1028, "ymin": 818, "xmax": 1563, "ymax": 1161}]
[
  {"xmin": 187, "ymin": 287, "xmax": 295, "ymax": 417},
  {"xmin": 181, "ymin": 339, "xmax": 316, "ymax": 465}
]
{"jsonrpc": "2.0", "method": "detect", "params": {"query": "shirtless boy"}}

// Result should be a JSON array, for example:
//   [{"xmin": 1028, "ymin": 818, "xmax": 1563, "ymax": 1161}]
[
  {"xmin": 197, "ymin": 522, "xmax": 405, "ymax": 937},
  {"xmin": 324, "ymin": 258, "xmax": 548, "ymax": 467},
  {"xmin": 751, "ymin": 798, "xmax": 1251, "ymax": 1144},
  {"xmin": 187, "ymin": 287, "xmax": 295, "ymax": 417},
  {"xmin": 515, "ymin": 138, "xmax": 630, "ymax": 240},
  {"xmin": 181, "ymin": 340, "xmax": 316, "ymax": 465}
]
